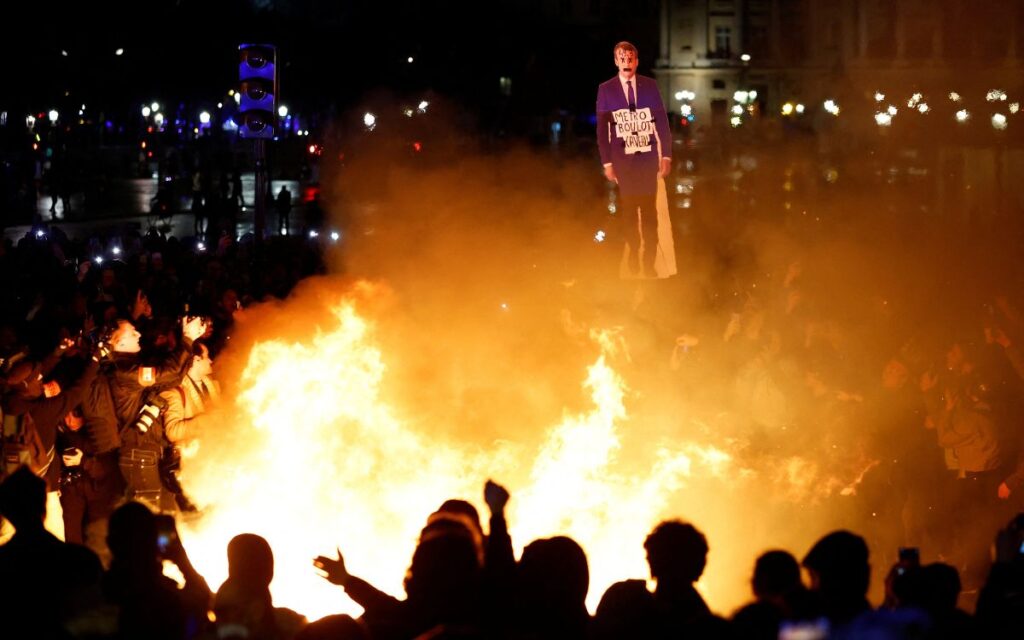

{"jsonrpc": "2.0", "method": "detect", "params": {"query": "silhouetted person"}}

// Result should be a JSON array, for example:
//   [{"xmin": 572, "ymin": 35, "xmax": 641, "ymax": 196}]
[
  {"xmin": 591, "ymin": 579, "xmax": 659, "ymax": 640},
  {"xmin": 731, "ymin": 550, "xmax": 813, "ymax": 640},
  {"xmin": 976, "ymin": 513, "xmax": 1024, "ymax": 640},
  {"xmin": 103, "ymin": 503, "xmax": 211, "ymax": 639},
  {"xmin": 275, "ymin": 186, "xmax": 292, "ymax": 235},
  {"xmin": 903, "ymin": 563, "xmax": 977, "ymax": 639},
  {"xmin": 48, "ymin": 153, "xmax": 72, "ymax": 218},
  {"xmin": 315, "ymin": 510, "xmax": 483, "ymax": 639},
  {"xmin": 231, "ymin": 170, "xmax": 245, "ymax": 208},
  {"xmin": 192, "ymin": 170, "xmax": 206, "ymax": 237},
  {"xmin": 644, "ymin": 519, "xmax": 729, "ymax": 637},
  {"xmin": 802, "ymin": 530, "xmax": 872, "ymax": 630},
  {"xmin": 515, "ymin": 536, "xmax": 590, "ymax": 639},
  {"xmin": 213, "ymin": 533, "xmax": 306, "ymax": 639},
  {"xmin": 0, "ymin": 466, "xmax": 104, "ymax": 637}
]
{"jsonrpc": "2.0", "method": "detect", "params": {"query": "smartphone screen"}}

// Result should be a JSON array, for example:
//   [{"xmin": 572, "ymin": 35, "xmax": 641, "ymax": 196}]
[
  {"xmin": 898, "ymin": 547, "xmax": 920, "ymax": 566},
  {"xmin": 779, "ymin": 619, "xmax": 829, "ymax": 640},
  {"xmin": 155, "ymin": 514, "xmax": 177, "ymax": 553}
]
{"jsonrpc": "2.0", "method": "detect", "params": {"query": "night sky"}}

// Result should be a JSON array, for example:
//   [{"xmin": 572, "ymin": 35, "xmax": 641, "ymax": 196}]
[{"xmin": 3, "ymin": 0, "xmax": 659, "ymax": 127}]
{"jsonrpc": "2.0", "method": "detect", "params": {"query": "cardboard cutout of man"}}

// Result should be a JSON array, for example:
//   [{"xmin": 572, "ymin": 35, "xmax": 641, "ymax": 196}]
[{"xmin": 597, "ymin": 41, "xmax": 673, "ymax": 278}]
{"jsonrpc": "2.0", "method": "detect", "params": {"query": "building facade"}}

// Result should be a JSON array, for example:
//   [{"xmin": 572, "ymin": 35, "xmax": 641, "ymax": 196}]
[{"xmin": 654, "ymin": 0, "xmax": 1024, "ymax": 132}]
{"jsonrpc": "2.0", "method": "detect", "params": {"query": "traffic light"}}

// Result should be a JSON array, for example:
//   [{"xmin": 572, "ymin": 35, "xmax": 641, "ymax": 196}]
[{"xmin": 238, "ymin": 44, "xmax": 277, "ymax": 139}]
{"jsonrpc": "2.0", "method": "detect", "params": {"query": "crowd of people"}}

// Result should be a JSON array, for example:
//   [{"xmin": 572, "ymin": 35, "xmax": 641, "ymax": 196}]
[{"xmin": 3, "ymin": 461, "xmax": 1024, "ymax": 639}]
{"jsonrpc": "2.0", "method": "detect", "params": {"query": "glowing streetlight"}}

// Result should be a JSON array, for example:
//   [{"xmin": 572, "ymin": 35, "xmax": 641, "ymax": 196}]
[
  {"xmin": 992, "ymin": 113, "xmax": 1008, "ymax": 130},
  {"xmin": 363, "ymin": 112, "xmax": 376, "ymax": 128},
  {"xmin": 1011, "ymin": 103, "xmax": 1020, "ymax": 114},
  {"xmin": 142, "ymin": 106, "xmax": 151, "ymax": 117},
  {"xmin": 277, "ymin": 105, "xmax": 289, "ymax": 118},
  {"xmin": 781, "ymin": 102, "xmax": 794, "ymax": 116},
  {"xmin": 407, "ymin": 56, "xmax": 414, "ymax": 63},
  {"xmin": 330, "ymin": 231, "xmax": 340, "ymax": 241},
  {"xmin": 730, "ymin": 115, "xmax": 742, "ymax": 127},
  {"xmin": 949, "ymin": 92, "xmax": 961, "ymax": 102},
  {"xmin": 955, "ymin": 109, "xmax": 970, "ymax": 122},
  {"xmin": 48, "ymin": 110, "xmax": 59, "ymax": 123},
  {"xmin": 823, "ymin": 100, "xmax": 840, "ymax": 116},
  {"xmin": 874, "ymin": 92, "xmax": 885, "ymax": 102},
  {"xmin": 417, "ymin": 100, "xmax": 429, "ymax": 113},
  {"xmin": 731, "ymin": 104, "xmax": 743, "ymax": 115},
  {"xmin": 26, "ymin": 114, "xmax": 36, "ymax": 128},
  {"xmin": 594, "ymin": 230, "xmax": 606, "ymax": 243},
  {"xmin": 150, "ymin": 102, "xmax": 160, "ymax": 113},
  {"xmin": 154, "ymin": 113, "xmax": 165, "ymax": 126},
  {"xmin": 795, "ymin": 103, "xmax": 805, "ymax": 114},
  {"xmin": 199, "ymin": 111, "xmax": 211, "ymax": 125},
  {"xmin": 115, "ymin": 48, "xmax": 124, "ymax": 56},
  {"xmin": 740, "ymin": 53, "xmax": 751, "ymax": 62},
  {"xmin": 875, "ymin": 112, "xmax": 893, "ymax": 126},
  {"xmin": 917, "ymin": 103, "xmax": 929, "ymax": 114},
  {"xmin": 887, "ymin": 105, "xmax": 898, "ymax": 116}
]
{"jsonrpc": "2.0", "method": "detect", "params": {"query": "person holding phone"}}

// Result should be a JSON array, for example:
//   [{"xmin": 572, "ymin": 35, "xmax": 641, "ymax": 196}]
[{"xmin": 103, "ymin": 503, "xmax": 211, "ymax": 637}]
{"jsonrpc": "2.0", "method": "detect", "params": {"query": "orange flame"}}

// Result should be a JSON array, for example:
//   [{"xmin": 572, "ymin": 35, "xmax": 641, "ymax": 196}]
[{"xmin": 177, "ymin": 286, "xmax": 863, "ymax": 620}]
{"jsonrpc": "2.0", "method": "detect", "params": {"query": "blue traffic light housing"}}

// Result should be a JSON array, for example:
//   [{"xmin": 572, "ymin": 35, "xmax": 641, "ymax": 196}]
[{"xmin": 238, "ymin": 44, "xmax": 277, "ymax": 139}]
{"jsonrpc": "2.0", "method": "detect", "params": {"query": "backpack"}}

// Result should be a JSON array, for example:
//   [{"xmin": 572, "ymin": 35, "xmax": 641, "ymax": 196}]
[{"xmin": 1, "ymin": 412, "xmax": 54, "ymax": 480}]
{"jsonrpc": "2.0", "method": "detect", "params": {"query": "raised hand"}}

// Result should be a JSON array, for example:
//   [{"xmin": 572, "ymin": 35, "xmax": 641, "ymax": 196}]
[
  {"xmin": 484, "ymin": 479, "xmax": 510, "ymax": 514},
  {"xmin": 132, "ymin": 290, "xmax": 152, "ymax": 320},
  {"xmin": 313, "ymin": 547, "xmax": 350, "ymax": 586},
  {"xmin": 182, "ymin": 316, "xmax": 208, "ymax": 342}
]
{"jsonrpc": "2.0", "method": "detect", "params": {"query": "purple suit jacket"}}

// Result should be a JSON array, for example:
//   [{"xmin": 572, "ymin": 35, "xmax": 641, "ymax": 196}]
[{"xmin": 596, "ymin": 74, "xmax": 672, "ymax": 195}]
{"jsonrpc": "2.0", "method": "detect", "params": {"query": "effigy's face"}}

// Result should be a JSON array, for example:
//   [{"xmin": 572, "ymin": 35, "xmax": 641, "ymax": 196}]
[{"xmin": 615, "ymin": 48, "xmax": 637, "ymax": 77}]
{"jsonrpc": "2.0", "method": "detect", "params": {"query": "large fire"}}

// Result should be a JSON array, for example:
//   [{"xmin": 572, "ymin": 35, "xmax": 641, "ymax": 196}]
[{"xmin": 177, "ymin": 282, "xmax": 860, "ymax": 620}]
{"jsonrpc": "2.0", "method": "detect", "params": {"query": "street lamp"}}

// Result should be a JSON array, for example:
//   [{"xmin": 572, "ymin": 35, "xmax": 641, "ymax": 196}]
[
  {"xmin": 48, "ymin": 110, "xmax": 59, "ymax": 123},
  {"xmin": 199, "ymin": 111, "xmax": 211, "ymax": 125},
  {"xmin": 278, "ymin": 105, "xmax": 289, "ymax": 118},
  {"xmin": 142, "ymin": 106, "xmax": 151, "ymax": 117}
]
